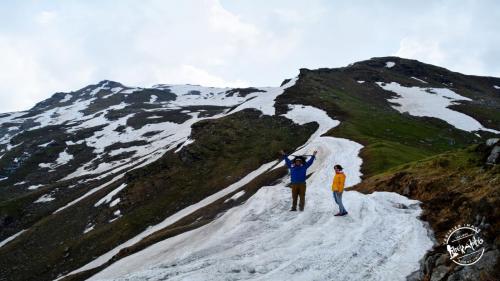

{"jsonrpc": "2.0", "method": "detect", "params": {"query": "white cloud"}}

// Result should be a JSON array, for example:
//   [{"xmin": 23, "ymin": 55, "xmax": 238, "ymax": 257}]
[
  {"xmin": 0, "ymin": 1, "xmax": 499, "ymax": 113},
  {"xmin": 207, "ymin": 0, "xmax": 260, "ymax": 41},
  {"xmin": 395, "ymin": 37, "xmax": 446, "ymax": 65},
  {"xmin": 153, "ymin": 64, "xmax": 249, "ymax": 88},
  {"xmin": 35, "ymin": 11, "xmax": 57, "ymax": 25},
  {"xmin": 0, "ymin": 36, "xmax": 45, "ymax": 112}
]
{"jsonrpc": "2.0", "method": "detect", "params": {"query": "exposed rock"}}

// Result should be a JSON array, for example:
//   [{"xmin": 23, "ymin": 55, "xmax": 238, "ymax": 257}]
[
  {"xmin": 430, "ymin": 265, "xmax": 451, "ymax": 281},
  {"xmin": 434, "ymin": 253, "xmax": 448, "ymax": 267},
  {"xmin": 403, "ymin": 185, "xmax": 411, "ymax": 196},
  {"xmin": 447, "ymin": 249, "xmax": 498, "ymax": 281},
  {"xmin": 486, "ymin": 145, "xmax": 500, "ymax": 164},
  {"xmin": 485, "ymin": 138, "xmax": 499, "ymax": 146}
]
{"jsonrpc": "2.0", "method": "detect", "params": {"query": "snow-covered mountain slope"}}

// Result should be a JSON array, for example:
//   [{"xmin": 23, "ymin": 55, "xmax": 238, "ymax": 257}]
[
  {"xmin": 87, "ymin": 105, "xmax": 434, "ymax": 281},
  {"xmin": 0, "ymin": 79, "xmax": 296, "ymax": 193},
  {"xmin": 1, "ymin": 57, "xmax": 499, "ymax": 281}
]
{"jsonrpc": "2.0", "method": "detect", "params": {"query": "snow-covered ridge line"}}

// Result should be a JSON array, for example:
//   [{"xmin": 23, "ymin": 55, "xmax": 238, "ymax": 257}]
[
  {"xmin": 376, "ymin": 82, "xmax": 499, "ymax": 134},
  {"xmin": 88, "ymin": 105, "xmax": 433, "ymax": 281},
  {"xmin": 1, "ymin": 77, "xmax": 298, "ymax": 188},
  {"xmin": 55, "ymin": 78, "xmax": 300, "ymax": 279}
]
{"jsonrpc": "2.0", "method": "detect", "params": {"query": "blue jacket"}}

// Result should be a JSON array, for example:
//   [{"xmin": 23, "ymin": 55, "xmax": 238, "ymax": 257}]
[{"xmin": 283, "ymin": 154, "xmax": 315, "ymax": 183}]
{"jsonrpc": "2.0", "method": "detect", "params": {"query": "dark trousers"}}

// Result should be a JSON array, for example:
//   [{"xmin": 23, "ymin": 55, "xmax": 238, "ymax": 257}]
[{"xmin": 291, "ymin": 183, "xmax": 306, "ymax": 210}]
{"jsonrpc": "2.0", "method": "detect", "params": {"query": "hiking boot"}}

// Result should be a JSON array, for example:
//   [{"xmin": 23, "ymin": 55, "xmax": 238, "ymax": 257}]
[
  {"xmin": 334, "ymin": 212, "xmax": 342, "ymax": 216},
  {"xmin": 299, "ymin": 208, "xmax": 304, "ymax": 212},
  {"xmin": 340, "ymin": 212, "xmax": 348, "ymax": 216},
  {"xmin": 290, "ymin": 208, "xmax": 297, "ymax": 212}
]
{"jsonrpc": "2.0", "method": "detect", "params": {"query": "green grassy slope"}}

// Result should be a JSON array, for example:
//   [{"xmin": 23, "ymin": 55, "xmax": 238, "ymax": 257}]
[
  {"xmin": 276, "ymin": 57, "xmax": 499, "ymax": 176},
  {"xmin": 355, "ymin": 143, "xmax": 499, "ymax": 280}
]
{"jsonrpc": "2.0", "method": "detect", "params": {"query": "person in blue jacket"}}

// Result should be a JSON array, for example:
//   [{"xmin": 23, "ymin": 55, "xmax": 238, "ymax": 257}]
[{"xmin": 280, "ymin": 150, "xmax": 317, "ymax": 211}]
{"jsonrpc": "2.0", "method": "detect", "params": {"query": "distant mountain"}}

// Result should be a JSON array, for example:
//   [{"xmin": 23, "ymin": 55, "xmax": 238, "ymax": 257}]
[{"xmin": 0, "ymin": 57, "xmax": 498, "ymax": 281}]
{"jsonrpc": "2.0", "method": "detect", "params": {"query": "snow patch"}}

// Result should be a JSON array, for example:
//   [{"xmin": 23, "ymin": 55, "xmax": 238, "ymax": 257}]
[
  {"xmin": 109, "ymin": 198, "xmax": 120, "ymax": 207},
  {"xmin": 111, "ymin": 87, "xmax": 123, "ymax": 93},
  {"xmin": 56, "ymin": 149, "xmax": 73, "ymax": 166},
  {"xmin": 60, "ymin": 94, "xmax": 72, "ymax": 103},
  {"xmin": 357, "ymin": 80, "xmax": 365, "ymax": 84},
  {"xmin": 39, "ymin": 149, "xmax": 73, "ymax": 169},
  {"xmin": 95, "ymin": 183, "xmax": 127, "ymax": 207},
  {"xmin": 38, "ymin": 163, "xmax": 52, "ymax": 168},
  {"xmin": 55, "ymin": 174, "xmax": 125, "ymax": 213},
  {"xmin": 224, "ymin": 190, "xmax": 246, "ymax": 203},
  {"xmin": 84, "ymin": 224, "xmax": 95, "ymax": 234},
  {"xmin": 494, "ymin": 85, "xmax": 500, "ymax": 90},
  {"xmin": 28, "ymin": 184, "xmax": 43, "ymax": 190},
  {"xmin": 89, "ymin": 84, "xmax": 109, "ymax": 96},
  {"xmin": 121, "ymin": 88, "xmax": 141, "ymax": 94},
  {"xmin": 34, "ymin": 194, "xmax": 55, "ymax": 203},
  {"xmin": 385, "ymin": 61, "xmax": 396, "ymax": 68},
  {"xmin": 66, "ymin": 140, "xmax": 85, "ymax": 145},
  {"xmin": 376, "ymin": 82, "xmax": 499, "ymax": 133},
  {"xmin": 411, "ymin": 77, "xmax": 428, "ymax": 84},
  {"xmin": 38, "ymin": 141, "xmax": 54, "ymax": 147},
  {"xmin": 109, "ymin": 210, "xmax": 122, "ymax": 223},
  {"xmin": 0, "ymin": 230, "xmax": 26, "ymax": 248},
  {"xmin": 149, "ymin": 95, "xmax": 158, "ymax": 103}
]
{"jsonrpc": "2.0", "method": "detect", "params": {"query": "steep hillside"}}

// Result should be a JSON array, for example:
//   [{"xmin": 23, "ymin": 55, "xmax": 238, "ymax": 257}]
[
  {"xmin": 79, "ymin": 105, "xmax": 434, "ymax": 281},
  {"xmin": 276, "ymin": 57, "xmax": 499, "ymax": 176},
  {"xmin": 0, "ymin": 57, "xmax": 498, "ymax": 281},
  {"xmin": 354, "ymin": 141, "xmax": 499, "ymax": 281}
]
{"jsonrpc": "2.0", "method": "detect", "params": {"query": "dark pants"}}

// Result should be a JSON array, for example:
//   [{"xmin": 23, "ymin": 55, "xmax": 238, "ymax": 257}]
[{"xmin": 291, "ymin": 183, "xmax": 306, "ymax": 210}]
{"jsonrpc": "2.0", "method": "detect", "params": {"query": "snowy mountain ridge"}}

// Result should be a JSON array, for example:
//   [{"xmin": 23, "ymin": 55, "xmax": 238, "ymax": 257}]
[
  {"xmin": 1, "ymin": 57, "xmax": 499, "ymax": 281},
  {"xmin": 0, "ymin": 79, "xmax": 296, "ymax": 192}
]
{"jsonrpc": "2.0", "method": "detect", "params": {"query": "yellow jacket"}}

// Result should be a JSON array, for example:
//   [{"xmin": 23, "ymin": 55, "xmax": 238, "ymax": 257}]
[{"xmin": 332, "ymin": 172, "xmax": 346, "ymax": 192}]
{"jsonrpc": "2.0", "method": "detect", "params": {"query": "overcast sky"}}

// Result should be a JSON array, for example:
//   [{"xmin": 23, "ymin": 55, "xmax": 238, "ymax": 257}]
[{"xmin": 1, "ymin": 0, "xmax": 499, "ymax": 113}]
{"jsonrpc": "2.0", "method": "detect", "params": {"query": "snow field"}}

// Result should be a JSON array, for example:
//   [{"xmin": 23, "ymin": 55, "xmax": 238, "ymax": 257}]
[{"xmin": 88, "ymin": 105, "xmax": 434, "ymax": 281}]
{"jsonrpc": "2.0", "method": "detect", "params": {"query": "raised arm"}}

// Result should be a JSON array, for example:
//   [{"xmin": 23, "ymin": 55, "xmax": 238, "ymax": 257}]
[
  {"xmin": 305, "ymin": 151, "xmax": 318, "ymax": 168},
  {"xmin": 280, "ymin": 150, "xmax": 292, "ymax": 168},
  {"xmin": 283, "ymin": 155, "xmax": 292, "ymax": 168}
]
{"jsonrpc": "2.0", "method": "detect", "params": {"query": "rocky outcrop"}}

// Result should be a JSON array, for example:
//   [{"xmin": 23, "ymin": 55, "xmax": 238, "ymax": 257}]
[
  {"xmin": 486, "ymin": 138, "xmax": 500, "ymax": 164},
  {"xmin": 355, "ymin": 141, "xmax": 499, "ymax": 280}
]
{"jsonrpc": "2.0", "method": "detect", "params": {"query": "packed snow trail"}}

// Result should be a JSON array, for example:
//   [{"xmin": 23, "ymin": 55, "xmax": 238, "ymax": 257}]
[{"xmin": 89, "ymin": 105, "xmax": 434, "ymax": 281}]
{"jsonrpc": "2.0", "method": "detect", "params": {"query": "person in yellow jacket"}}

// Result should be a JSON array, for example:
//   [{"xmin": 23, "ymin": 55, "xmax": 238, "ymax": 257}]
[{"xmin": 332, "ymin": 164, "xmax": 348, "ymax": 216}]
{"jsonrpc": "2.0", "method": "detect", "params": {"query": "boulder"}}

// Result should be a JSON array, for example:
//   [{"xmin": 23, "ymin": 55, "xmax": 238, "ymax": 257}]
[
  {"xmin": 485, "ymin": 138, "xmax": 499, "ymax": 147},
  {"xmin": 486, "ymin": 145, "xmax": 500, "ymax": 165}
]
